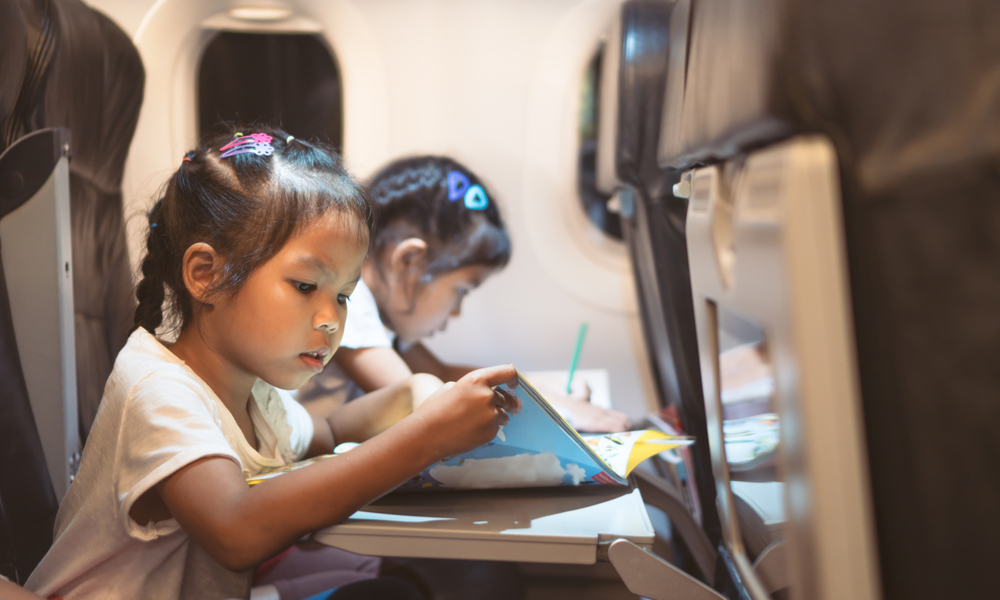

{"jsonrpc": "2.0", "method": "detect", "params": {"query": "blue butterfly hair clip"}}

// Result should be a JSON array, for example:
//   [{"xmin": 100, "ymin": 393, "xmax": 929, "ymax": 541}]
[{"xmin": 447, "ymin": 170, "xmax": 488, "ymax": 210}]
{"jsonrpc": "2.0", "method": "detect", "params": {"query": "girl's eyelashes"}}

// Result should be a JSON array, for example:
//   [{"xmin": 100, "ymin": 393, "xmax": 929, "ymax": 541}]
[
  {"xmin": 292, "ymin": 281, "xmax": 317, "ymax": 294},
  {"xmin": 337, "ymin": 294, "xmax": 350, "ymax": 305}
]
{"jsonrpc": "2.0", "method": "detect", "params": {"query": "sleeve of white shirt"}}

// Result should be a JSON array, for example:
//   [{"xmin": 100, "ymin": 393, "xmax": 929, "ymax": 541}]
[
  {"xmin": 339, "ymin": 279, "xmax": 393, "ymax": 349},
  {"xmin": 115, "ymin": 372, "xmax": 240, "ymax": 540},
  {"xmin": 276, "ymin": 387, "xmax": 316, "ymax": 459}
]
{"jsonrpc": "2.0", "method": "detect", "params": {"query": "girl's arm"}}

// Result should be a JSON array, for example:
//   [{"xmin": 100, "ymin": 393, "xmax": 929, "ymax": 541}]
[
  {"xmin": 151, "ymin": 365, "xmax": 519, "ymax": 573},
  {"xmin": 334, "ymin": 346, "xmax": 413, "ymax": 390},
  {"xmin": 400, "ymin": 342, "xmax": 477, "ymax": 383},
  {"xmin": 0, "ymin": 579, "xmax": 44, "ymax": 600},
  {"xmin": 304, "ymin": 372, "xmax": 445, "ymax": 457},
  {"xmin": 403, "ymin": 343, "xmax": 631, "ymax": 432},
  {"xmin": 342, "ymin": 342, "xmax": 631, "ymax": 433}
]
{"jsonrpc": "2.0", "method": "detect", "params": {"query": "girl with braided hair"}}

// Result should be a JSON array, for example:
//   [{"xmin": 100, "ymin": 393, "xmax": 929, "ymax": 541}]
[
  {"xmin": 25, "ymin": 126, "xmax": 519, "ymax": 600},
  {"xmin": 297, "ymin": 155, "xmax": 630, "ymax": 434}
]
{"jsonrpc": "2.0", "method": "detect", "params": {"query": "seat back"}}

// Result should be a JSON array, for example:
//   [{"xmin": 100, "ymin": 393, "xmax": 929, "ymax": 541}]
[
  {"xmin": 659, "ymin": 0, "xmax": 1000, "ymax": 598},
  {"xmin": 604, "ymin": 0, "xmax": 728, "ymax": 587},
  {"xmin": 0, "ymin": 0, "xmax": 144, "ymax": 582},
  {"xmin": 0, "ymin": 127, "xmax": 70, "ymax": 584},
  {"xmin": 4, "ymin": 0, "xmax": 144, "ymax": 444}
]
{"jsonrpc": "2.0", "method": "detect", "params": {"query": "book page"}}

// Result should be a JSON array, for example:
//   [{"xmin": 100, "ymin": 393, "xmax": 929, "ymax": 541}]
[
  {"xmin": 583, "ymin": 430, "xmax": 694, "ymax": 479},
  {"xmin": 398, "ymin": 373, "xmax": 612, "ymax": 490},
  {"xmin": 246, "ymin": 372, "xmax": 693, "ymax": 492}
]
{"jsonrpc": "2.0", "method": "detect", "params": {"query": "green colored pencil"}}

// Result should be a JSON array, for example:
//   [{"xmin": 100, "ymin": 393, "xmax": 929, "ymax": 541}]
[{"xmin": 566, "ymin": 322, "xmax": 589, "ymax": 394}]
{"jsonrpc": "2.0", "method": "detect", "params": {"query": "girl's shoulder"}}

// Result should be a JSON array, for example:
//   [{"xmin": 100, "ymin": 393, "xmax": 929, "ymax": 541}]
[
  {"xmin": 105, "ymin": 329, "xmax": 216, "ymax": 411},
  {"xmin": 83, "ymin": 329, "xmax": 228, "ymax": 458},
  {"xmin": 110, "ymin": 329, "xmax": 188, "ymax": 382}
]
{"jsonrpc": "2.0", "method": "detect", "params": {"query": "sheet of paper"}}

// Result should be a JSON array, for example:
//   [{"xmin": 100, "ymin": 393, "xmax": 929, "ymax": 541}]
[{"xmin": 520, "ymin": 369, "xmax": 611, "ymax": 409}]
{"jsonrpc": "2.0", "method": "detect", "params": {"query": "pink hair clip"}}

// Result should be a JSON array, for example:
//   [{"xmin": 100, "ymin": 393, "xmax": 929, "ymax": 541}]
[{"xmin": 219, "ymin": 132, "xmax": 274, "ymax": 158}]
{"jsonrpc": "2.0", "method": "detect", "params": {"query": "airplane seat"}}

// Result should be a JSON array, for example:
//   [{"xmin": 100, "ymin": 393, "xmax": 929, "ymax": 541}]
[
  {"xmin": 597, "ymin": 0, "xmax": 734, "ymax": 590},
  {"xmin": 3, "ymin": 0, "xmax": 144, "ymax": 444},
  {"xmin": 0, "ymin": 127, "xmax": 67, "ymax": 584},
  {"xmin": 0, "ymin": 0, "xmax": 27, "ymax": 144},
  {"xmin": 659, "ymin": 0, "xmax": 1000, "ymax": 598},
  {"xmin": 0, "ymin": 9, "xmax": 58, "ymax": 587},
  {"xmin": 0, "ymin": 0, "xmax": 144, "ymax": 583}
]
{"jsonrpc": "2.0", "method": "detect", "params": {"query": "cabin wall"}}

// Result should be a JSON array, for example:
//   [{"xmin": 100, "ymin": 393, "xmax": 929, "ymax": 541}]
[{"xmin": 86, "ymin": 0, "xmax": 657, "ymax": 418}]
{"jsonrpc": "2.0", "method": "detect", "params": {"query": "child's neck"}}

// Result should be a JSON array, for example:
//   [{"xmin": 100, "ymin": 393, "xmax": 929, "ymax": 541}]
[
  {"xmin": 170, "ymin": 324, "xmax": 259, "ymax": 448},
  {"xmin": 361, "ymin": 262, "xmax": 388, "ymax": 311}
]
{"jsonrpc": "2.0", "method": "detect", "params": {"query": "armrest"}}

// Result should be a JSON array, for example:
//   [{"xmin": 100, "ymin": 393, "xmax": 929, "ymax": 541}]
[{"xmin": 631, "ymin": 467, "xmax": 716, "ymax": 583}]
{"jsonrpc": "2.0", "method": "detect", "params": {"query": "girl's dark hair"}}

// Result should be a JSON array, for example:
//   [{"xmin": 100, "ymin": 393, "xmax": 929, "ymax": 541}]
[
  {"xmin": 134, "ymin": 124, "xmax": 374, "ymax": 334},
  {"xmin": 368, "ymin": 156, "xmax": 511, "ymax": 280}
]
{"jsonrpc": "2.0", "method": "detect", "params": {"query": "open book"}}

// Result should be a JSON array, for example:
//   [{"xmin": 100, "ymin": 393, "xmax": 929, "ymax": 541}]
[{"xmin": 248, "ymin": 371, "xmax": 692, "ymax": 490}]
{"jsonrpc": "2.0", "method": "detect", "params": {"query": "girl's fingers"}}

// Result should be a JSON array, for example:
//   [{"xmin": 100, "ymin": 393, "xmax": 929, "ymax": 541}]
[
  {"xmin": 466, "ymin": 364, "xmax": 518, "ymax": 389},
  {"xmin": 492, "ymin": 387, "xmax": 521, "ymax": 415},
  {"xmin": 495, "ymin": 406, "xmax": 511, "ymax": 426}
]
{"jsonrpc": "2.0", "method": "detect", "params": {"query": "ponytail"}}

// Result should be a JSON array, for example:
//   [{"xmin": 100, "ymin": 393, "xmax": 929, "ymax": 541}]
[
  {"xmin": 368, "ymin": 156, "xmax": 511, "ymax": 278},
  {"xmin": 133, "ymin": 199, "xmax": 168, "ymax": 333}
]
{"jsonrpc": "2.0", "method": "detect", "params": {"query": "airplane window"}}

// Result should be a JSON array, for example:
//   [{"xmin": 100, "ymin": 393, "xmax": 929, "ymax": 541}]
[
  {"xmin": 198, "ymin": 32, "xmax": 342, "ymax": 150},
  {"xmin": 716, "ymin": 306, "xmax": 787, "ymax": 587},
  {"xmin": 579, "ymin": 45, "xmax": 622, "ymax": 240}
]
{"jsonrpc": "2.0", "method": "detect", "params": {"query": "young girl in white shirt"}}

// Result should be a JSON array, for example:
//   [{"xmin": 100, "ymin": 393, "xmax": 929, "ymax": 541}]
[
  {"xmin": 25, "ymin": 128, "xmax": 519, "ymax": 600},
  {"xmin": 297, "ymin": 156, "xmax": 630, "ymax": 433}
]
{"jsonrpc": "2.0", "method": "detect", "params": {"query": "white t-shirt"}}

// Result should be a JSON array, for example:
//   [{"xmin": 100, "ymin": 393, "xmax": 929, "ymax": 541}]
[
  {"xmin": 26, "ymin": 329, "xmax": 314, "ymax": 600},
  {"xmin": 296, "ymin": 278, "xmax": 404, "ymax": 411}
]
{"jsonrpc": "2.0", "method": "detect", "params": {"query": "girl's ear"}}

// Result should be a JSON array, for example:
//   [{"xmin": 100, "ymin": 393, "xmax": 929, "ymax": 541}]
[
  {"xmin": 389, "ymin": 237, "xmax": 428, "ymax": 273},
  {"xmin": 181, "ymin": 242, "xmax": 222, "ymax": 304}
]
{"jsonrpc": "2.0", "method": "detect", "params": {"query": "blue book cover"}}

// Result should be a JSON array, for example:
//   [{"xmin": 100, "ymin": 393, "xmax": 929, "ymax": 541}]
[
  {"xmin": 247, "ymin": 372, "xmax": 692, "ymax": 490},
  {"xmin": 395, "ymin": 371, "xmax": 690, "ymax": 491}
]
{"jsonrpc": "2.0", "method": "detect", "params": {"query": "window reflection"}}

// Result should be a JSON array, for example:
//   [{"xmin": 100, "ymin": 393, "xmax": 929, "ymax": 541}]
[
  {"xmin": 578, "ymin": 45, "xmax": 622, "ymax": 240},
  {"xmin": 716, "ymin": 307, "xmax": 787, "ymax": 597},
  {"xmin": 721, "ymin": 340, "xmax": 779, "ymax": 477}
]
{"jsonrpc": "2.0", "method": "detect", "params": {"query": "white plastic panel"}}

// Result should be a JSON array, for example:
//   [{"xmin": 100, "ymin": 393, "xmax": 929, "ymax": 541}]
[
  {"xmin": 125, "ymin": 0, "xmax": 391, "ymax": 276},
  {"xmin": 313, "ymin": 487, "xmax": 654, "ymax": 564},
  {"xmin": 0, "ymin": 156, "xmax": 78, "ymax": 500},
  {"xmin": 686, "ymin": 136, "xmax": 881, "ymax": 600}
]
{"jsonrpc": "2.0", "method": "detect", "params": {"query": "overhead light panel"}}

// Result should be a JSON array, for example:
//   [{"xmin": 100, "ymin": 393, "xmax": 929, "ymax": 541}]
[{"xmin": 228, "ymin": 6, "xmax": 293, "ymax": 22}]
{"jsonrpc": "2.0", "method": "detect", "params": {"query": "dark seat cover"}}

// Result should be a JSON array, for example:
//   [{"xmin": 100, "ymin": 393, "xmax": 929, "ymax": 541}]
[
  {"xmin": 0, "ymin": 0, "xmax": 144, "ymax": 582},
  {"xmin": 661, "ymin": 1, "xmax": 1000, "ymax": 598},
  {"xmin": 0, "ymin": 131, "xmax": 64, "ymax": 583},
  {"xmin": 3, "ymin": 0, "xmax": 144, "ymax": 442},
  {"xmin": 612, "ymin": 1, "xmax": 743, "ymax": 594}
]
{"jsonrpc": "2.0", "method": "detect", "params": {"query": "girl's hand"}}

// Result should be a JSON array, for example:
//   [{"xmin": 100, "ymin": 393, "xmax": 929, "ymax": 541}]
[
  {"xmin": 413, "ymin": 364, "xmax": 520, "ymax": 458},
  {"xmin": 555, "ymin": 397, "xmax": 631, "ymax": 433},
  {"xmin": 409, "ymin": 372, "xmax": 445, "ymax": 409},
  {"xmin": 531, "ymin": 378, "xmax": 631, "ymax": 433}
]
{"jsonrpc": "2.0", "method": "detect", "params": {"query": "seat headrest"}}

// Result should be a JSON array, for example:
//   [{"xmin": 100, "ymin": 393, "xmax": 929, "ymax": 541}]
[
  {"xmin": 607, "ymin": 0, "xmax": 673, "ymax": 195},
  {"xmin": 0, "ymin": 2, "xmax": 29, "ymax": 151}
]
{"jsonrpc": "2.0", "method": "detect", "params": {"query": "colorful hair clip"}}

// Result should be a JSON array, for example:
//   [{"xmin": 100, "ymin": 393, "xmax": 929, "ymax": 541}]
[
  {"xmin": 464, "ymin": 184, "xmax": 488, "ymax": 210},
  {"xmin": 219, "ymin": 132, "xmax": 274, "ymax": 158},
  {"xmin": 448, "ymin": 171, "xmax": 471, "ymax": 201},
  {"xmin": 286, "ymin": 135, "xmax": 295, "ymax": 144},
  {"xmin": 182, "ymin": 157, "xmax": 192, "ymax": 162}
]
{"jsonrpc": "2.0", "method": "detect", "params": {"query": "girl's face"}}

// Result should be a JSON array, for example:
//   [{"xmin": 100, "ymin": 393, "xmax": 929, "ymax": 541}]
[
  {"xmin": 381, "ymin": 264, "xmax": 497, "ymax": 344},
  {"xmin": 205, "ymin": 212, "xmax": 368, "ymax": 390}
]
